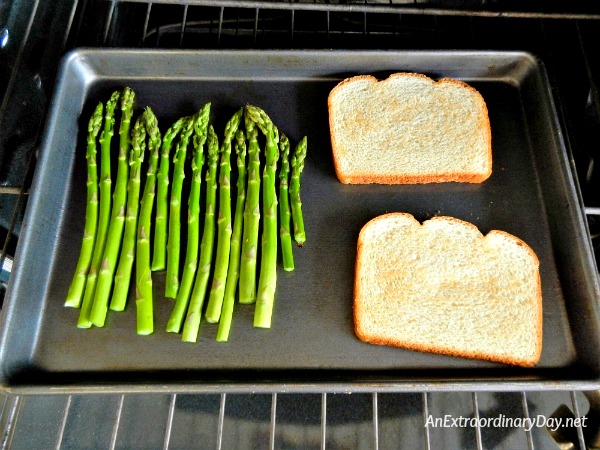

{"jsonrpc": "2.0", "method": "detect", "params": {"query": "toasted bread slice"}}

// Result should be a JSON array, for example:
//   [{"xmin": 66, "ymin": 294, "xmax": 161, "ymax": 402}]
[
  {"xmin": 354, "ymin": 213, "xmax": 542, "ymax": 367},
  {"xmin": 329, "ymin": 73, "xmax": 492, "ymax": 184}
]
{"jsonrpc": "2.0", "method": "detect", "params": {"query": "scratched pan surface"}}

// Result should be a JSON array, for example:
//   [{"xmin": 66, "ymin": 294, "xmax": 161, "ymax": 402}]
[{"xmin": 0, "ymin": 49, "xmax": 599, "ymax": 393}]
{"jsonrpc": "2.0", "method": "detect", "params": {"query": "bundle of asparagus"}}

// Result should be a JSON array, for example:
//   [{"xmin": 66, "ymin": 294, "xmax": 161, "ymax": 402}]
[{"xmin": 66, "ymin": 88, "xmax": 307, "ymax": 341}]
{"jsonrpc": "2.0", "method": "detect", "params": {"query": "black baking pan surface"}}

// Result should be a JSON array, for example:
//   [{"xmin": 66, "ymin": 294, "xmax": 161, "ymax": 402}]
[{"xmin": 1, "ymin": 49, "xmax": 599, "ymax": 394}]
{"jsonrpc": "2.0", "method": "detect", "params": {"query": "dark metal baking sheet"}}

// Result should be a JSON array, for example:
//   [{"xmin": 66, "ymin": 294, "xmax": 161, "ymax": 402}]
[{"xmin": 1, "ymin": 49, "xmax": 599, "ymax": 394}]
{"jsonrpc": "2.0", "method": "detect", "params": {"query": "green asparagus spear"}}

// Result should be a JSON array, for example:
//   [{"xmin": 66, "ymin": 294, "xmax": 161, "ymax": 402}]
[
  {"xmin": 216, "ymin": 129, "xmax": 247, "ymax": 342},
  {"xmin": 166, "ymin": 104, "xmax": 211, "ymax": 333},
  {"xmin": 165, "ymin": 116, "xmax": 195, "ymax": 298},
  {"xmin": 65, "ymin": 102, "xmax": 103, "ymax": 308},
  {"xmin": 110, "ymin": 115, "xmax": 147, "ymax": 311},
  {"xmin": 205, "ymin": 108, "xmax": 243, "ymax": 323},
  {"xmin": 290, "ymin": 136, "xmax": 307, "ymax": 246},
  {"xmin": 132, "ymin": 107, "xmax": 162, "ymax": 335},
  {"xmin": 89, "ymin": 87, "xmax": 135, "ymax": 326},
  {"xmin": 238, "ymin": 115, "xmax": 261, "ymax": 305},
  {"xmin": 278, "ymin": 134, "xmax": 294, "ymax": 271},
  {"xmin": 78, "ymin": 90, "xmax": 120, "ymax": 328},
  {"xmin": 180, "ymin": 126, "xmax": 219, "ymax": 342},
  {"xmin": 246, "ymin": 105, "xmax": 280, "ymax": 329},
  {"xmin": 151, "ymin": 117, "xmax": 186, "ymax": 272}
]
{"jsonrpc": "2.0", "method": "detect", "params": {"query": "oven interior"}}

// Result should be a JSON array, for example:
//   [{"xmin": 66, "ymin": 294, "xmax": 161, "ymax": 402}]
[{"xmin": 1, "ymin": 0, "xmax": 599, "ymax": 448}]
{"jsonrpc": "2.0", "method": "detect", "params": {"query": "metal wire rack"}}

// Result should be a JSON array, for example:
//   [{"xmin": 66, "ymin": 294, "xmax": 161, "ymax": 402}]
[
  {"xmin": 1, "ymin": 0, "xmax": 600, "ymax": 448},
  {"xmin": 0, "ymin": 391, "xmax": 596, "ymax": 448}
]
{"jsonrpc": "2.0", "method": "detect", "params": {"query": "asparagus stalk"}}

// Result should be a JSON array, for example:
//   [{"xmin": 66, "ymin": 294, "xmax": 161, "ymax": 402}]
[
  {"xmin": 238, "ymin": 115, "xmax": 261, "ymax": 305},
  {"xmin": 216, "ymin": 129, "xmax": 247, "ymax": 342},
  {"xmin": 65, "ymin": 102, "xmax": 103, "ymax": 308},
  {"xmin": 110, "ymin": 115, "xmax": 147, "ymax": 312},
  {"xmin": 166, "ymin": 104, "xmax": 211, "ymax": 333},
  {"xmin": 180, "ymin": 125, "xmax": 219, "ymax": 342},
  {"xmin": 205, "ymin": 108, "xmax": 243, "ymax": 323},
  {"xmin": 89, "ymin": 87, "xmax": 135, "ymax": 326},
  {"xmin": 290, "ymin": 136, "xmax": 307, "ymax": 246},
  {"xmin": 132, "ymin": 107, "xmax": 162, "ymax": 335},
  {"xmin": 246, "ymin": 105, "xmax": 280, "ymax": 329},
  {"xmin": 78, "ymin": 90, "xmax": 120, "ymax": 328},
  {"xmin": 165, "ymin": 116, "xmax": 195, "ymax": 298},
  {"xmin": 151, "ymin": 117, "xmax": 186, "ymax": 272},
  {"xmin": 278, "ymin": 134, "xmax": 294, "ymax": 271}
]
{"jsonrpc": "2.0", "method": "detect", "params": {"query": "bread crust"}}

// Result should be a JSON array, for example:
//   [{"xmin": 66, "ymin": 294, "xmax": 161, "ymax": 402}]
[
  {"xmin": 329, "ymin": 72, "xmax": 493, "ymax": 185},
  {"xmin": 353, "ymin": 213, "xmax": 542, "ymax": 367}
]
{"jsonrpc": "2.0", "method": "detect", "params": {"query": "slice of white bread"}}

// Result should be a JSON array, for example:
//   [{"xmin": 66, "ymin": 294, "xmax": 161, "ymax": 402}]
[
  {"xmin": 354, "ymin": 213, "xmax": 542, "ymax": 367},
  {"xmin": 329, "ymin": 73, "xmax": 492, "ymax": 184}
]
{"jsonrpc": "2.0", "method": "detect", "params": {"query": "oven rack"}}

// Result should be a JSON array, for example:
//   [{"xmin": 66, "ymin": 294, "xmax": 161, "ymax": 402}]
[
  {"xmin": 1, "ymin": 0, "xmax": 600, "ymax": 448},
  {"xmin": 0, "ymin": 391, "xmax": 595, "ymax": 449}
]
